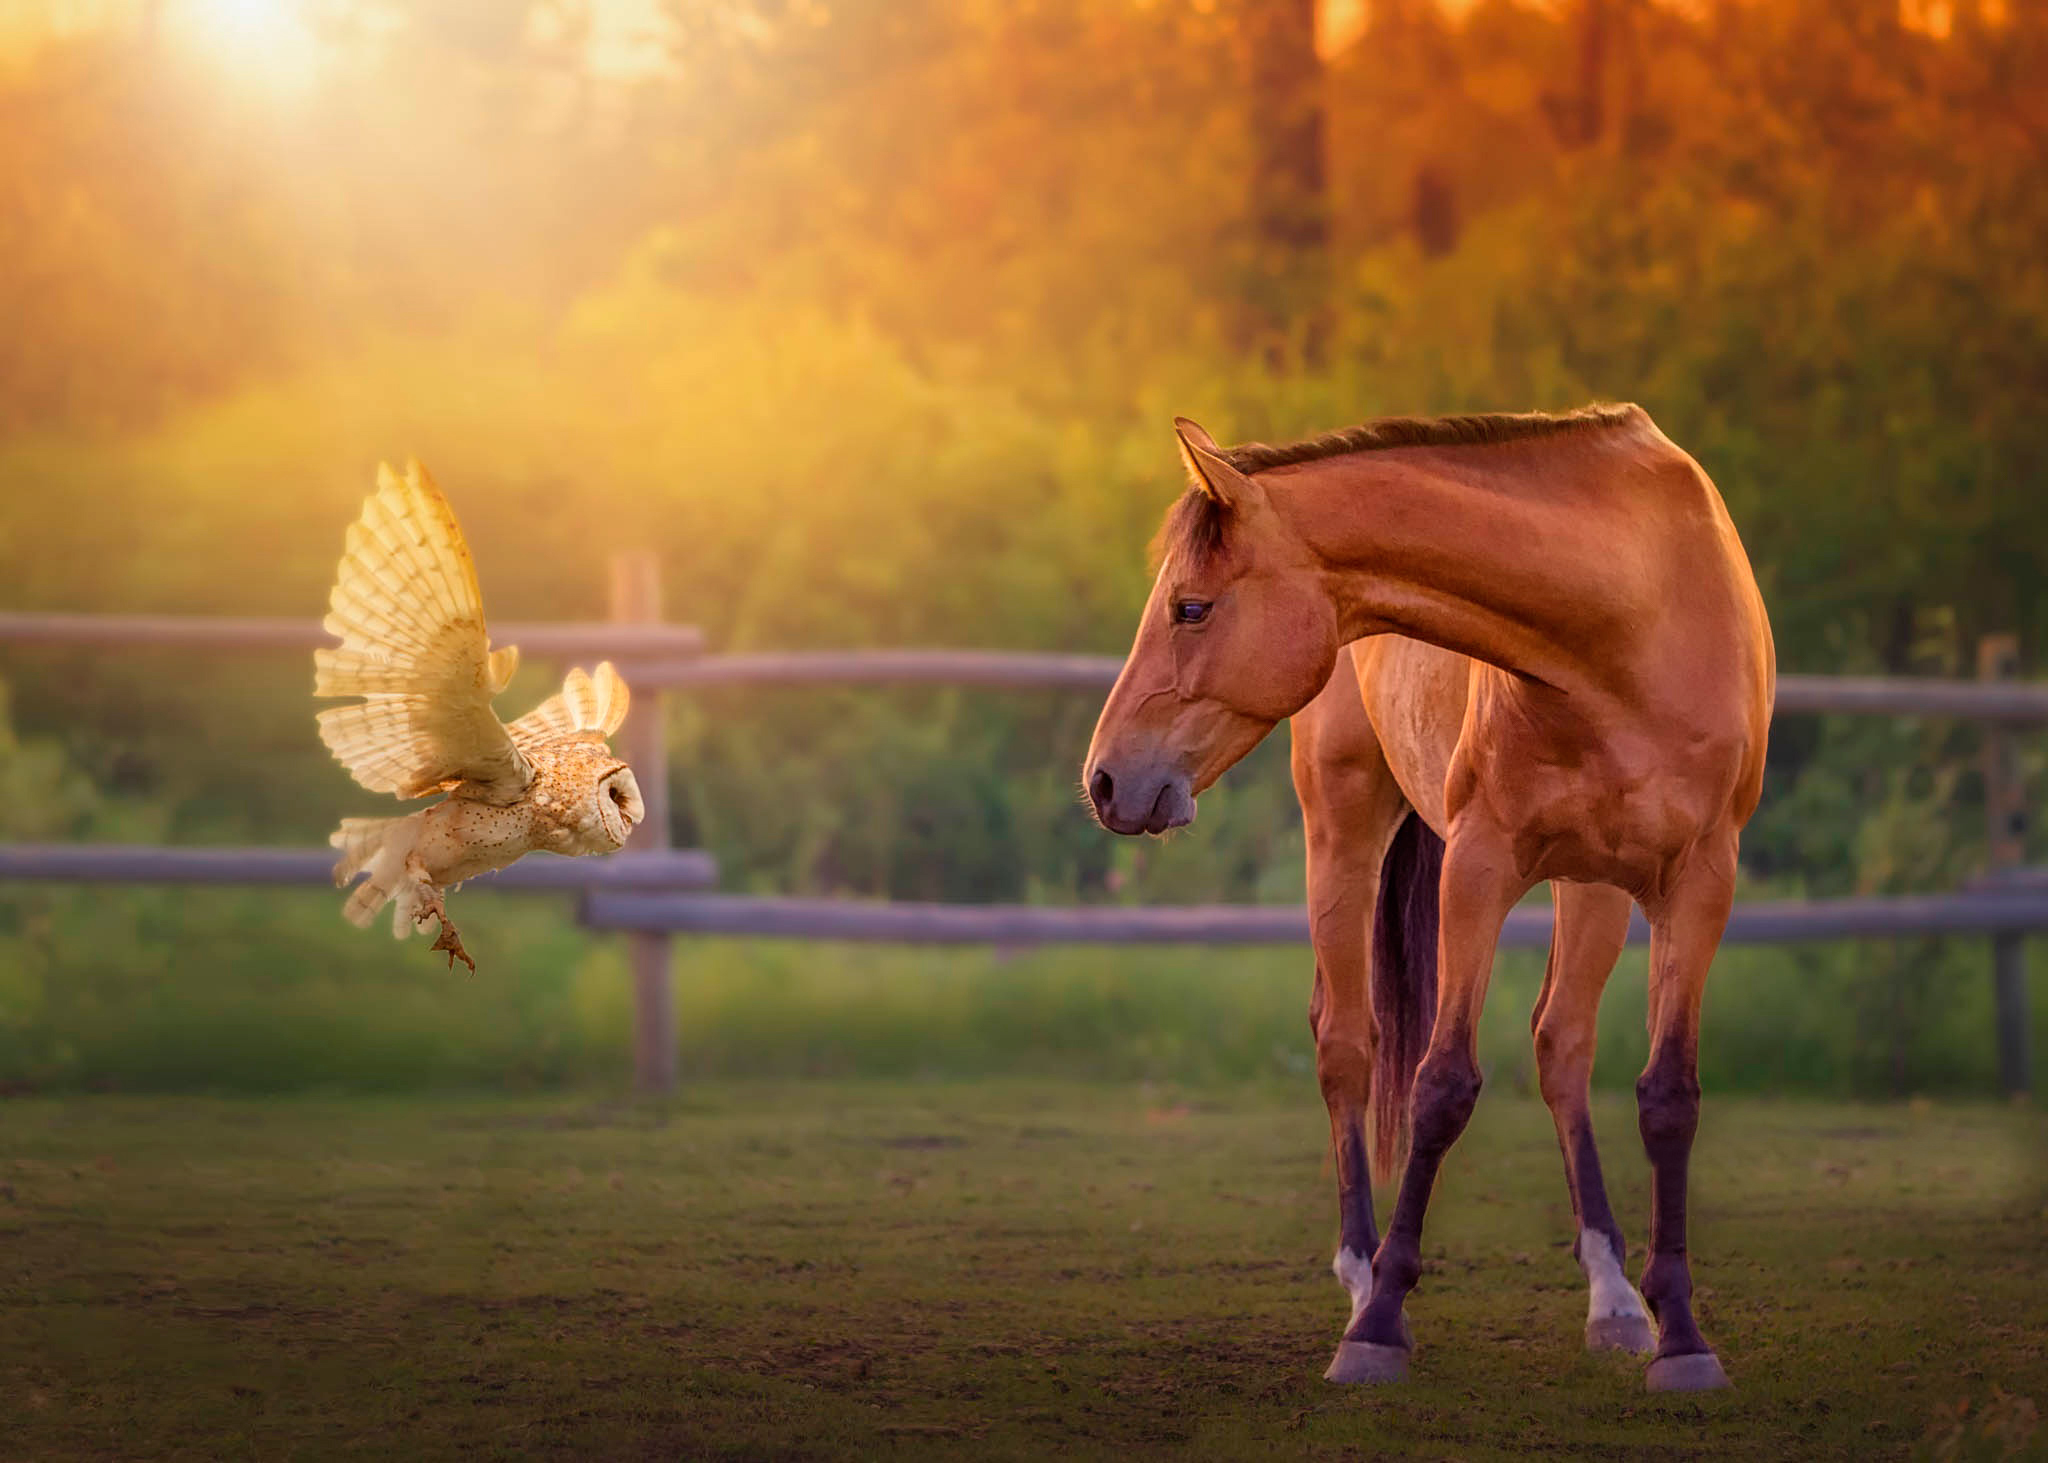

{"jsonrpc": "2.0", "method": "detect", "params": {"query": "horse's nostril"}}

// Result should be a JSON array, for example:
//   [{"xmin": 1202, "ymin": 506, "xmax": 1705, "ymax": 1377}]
[{"xmin": 1088, "ymin": 767, "xmax": 1114, "ymax": 812}]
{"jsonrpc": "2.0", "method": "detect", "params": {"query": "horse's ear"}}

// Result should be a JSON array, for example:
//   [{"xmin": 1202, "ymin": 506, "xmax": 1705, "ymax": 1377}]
[{"xmin": 1174, "ymin": 417, "xmax": 1252, "ymax": 507}]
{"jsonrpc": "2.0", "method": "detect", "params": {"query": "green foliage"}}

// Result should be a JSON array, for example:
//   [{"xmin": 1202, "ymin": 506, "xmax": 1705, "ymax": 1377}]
[{"xmin": 0, "ymin": 2, "xmax": 2044, "ymax": 1094}]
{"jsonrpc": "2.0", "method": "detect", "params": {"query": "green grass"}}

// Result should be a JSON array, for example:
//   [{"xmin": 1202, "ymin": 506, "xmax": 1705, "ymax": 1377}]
[
  {"xmin": 12, "ymin": 885, "xmax": 2048, "ymax": 1097},
  {"xmin": 2, "ymin": 1085, "xmax": 2044, "ymax": 1460}
]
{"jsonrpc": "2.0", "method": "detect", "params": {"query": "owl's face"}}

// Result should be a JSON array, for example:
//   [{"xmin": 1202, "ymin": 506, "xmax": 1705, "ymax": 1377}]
[
  {"xmin": 535, "ymin": 741, "xmax": 645, "ymax": 854},
  {"xmin": 594, "ymin": 765, "xmax": 644, "ymax": 849}
]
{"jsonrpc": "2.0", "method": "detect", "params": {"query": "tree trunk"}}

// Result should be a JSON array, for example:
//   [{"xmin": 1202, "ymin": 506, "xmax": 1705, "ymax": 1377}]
[
  {"xmin": 1244, "ymin": 0, "xmax": 1328, "ymax": 364},
  {"xmin": 1411, "ymin": 163, "xmax": 1459, "ymax": 257},
  {"xmin": 1572, "ymin": 0, "xmax": 1610, "ymax": 147}
]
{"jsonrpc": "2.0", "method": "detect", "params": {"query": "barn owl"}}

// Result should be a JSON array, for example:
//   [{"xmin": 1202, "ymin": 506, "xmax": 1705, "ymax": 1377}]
[{"xmin": 315, "ymin": 461, "xmax": 644, "ymax": 971}]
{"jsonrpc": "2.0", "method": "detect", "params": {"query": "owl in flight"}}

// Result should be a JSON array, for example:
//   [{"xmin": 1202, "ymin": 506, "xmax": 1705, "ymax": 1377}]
[{"xmin": 315, "ymin": 461, "xmax": 644, "ymax": 971}]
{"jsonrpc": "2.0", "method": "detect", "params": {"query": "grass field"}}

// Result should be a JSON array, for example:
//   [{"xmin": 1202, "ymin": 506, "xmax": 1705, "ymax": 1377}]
[{"xmin": 3, "ymin": 1085, "xmax": 2044, "ymax": 1461}]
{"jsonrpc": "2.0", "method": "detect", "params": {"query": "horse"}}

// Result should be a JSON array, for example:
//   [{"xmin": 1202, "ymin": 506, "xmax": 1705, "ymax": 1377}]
[
  {"xmin": 1082, "ymin": 405, "xmax": 1773, "ymax": 1393},
  {"xmin": 1290, "ymin": 638, "xmax": 1663, "ymax": 1365}
]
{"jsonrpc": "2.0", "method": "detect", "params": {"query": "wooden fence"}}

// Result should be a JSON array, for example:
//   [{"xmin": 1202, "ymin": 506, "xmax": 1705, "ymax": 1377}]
[{"xmin": 0, "ymin": 567, "xmax": 2040, "ymax": 1096}]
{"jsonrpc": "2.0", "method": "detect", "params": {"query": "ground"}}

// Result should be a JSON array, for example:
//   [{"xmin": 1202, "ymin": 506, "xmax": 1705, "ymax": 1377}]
[{"xmin": 2, "ymin": 1085, "xmax": 2043, "ymax": 1461}]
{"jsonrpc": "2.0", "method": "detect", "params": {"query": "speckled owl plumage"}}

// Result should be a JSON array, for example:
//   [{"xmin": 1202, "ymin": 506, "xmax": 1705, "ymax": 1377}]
[{"xmin": 316, "ymin": 461, "xmax": 643, "ymax": 970}]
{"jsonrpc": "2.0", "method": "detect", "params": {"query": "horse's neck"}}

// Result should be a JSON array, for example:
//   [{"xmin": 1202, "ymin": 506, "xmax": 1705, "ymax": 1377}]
[{"xmin": 1274, "ymin": 442, "xmax": 1660, "ymax": 694}]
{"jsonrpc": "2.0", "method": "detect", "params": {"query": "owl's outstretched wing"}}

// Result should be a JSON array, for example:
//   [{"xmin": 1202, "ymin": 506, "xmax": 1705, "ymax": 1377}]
[
  {"xmin": 314, "ymin": 461, "xmax": 529, "ymax": 801},
  {"xmin": 508, "ymin": 661, "xmax": 631, "ymax": 751}
]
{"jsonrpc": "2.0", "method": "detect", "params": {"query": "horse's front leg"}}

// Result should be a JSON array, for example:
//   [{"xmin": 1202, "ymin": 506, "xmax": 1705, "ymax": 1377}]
[
  {"xmin": 1636, "ymin": 845, "xmax": 1739, "ymax": 1392},
  {"xmin": 1288, "ymin": 676, "xmax": 1410, "ymax": 1360},
  {"xmin": 1308, "ymin": 909, "xmax": 1385, "ymax": 1346},
  {"xmin": 1532, "ymin": 880, "xmax": 1653, "ymax": 1354},
  {"xmin": 1330, "ymin": 825, "xmax": 1528, "ymax": 1384}
]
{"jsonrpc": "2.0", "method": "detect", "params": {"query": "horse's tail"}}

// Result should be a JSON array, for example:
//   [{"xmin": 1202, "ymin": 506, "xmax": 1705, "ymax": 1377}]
[{"xmin": 1369, "ymin": 810, "xmax": 1445, "ymax": 1185}]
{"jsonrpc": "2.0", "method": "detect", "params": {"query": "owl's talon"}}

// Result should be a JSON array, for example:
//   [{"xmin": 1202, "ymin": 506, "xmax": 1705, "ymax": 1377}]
[
  {"xmin": 412, "ymin": 892, "xmax": 475, "ymax": 973},
  {"xmin": 429, "ymin": 919, "xmax": 476, "ymax": 973}
]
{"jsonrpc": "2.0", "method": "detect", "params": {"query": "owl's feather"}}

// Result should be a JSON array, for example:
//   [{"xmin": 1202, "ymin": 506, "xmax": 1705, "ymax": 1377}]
[
  {"xmin": 329, "ymin": 812, "xmax": 423, "ymax": 930},
  {"xmin": 318, "ymin": 464, "xmax": 641, "ymax": 969},
  {"xmin": 314, "ymin": 462, "xmax": 529, "ymax": 801},
  {"xmin": 508, "ymin": 661, "xmax": 631, "ymax": 750}
]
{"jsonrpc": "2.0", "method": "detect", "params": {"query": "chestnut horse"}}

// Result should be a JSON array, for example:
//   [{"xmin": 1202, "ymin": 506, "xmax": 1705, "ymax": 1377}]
[{"xmin": 1083, "ymin": 405, "xmax": 1772, "ymax": 1393}]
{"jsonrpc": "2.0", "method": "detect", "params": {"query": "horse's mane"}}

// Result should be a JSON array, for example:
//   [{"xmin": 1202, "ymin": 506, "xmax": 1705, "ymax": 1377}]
[
  {"xmin": 1220, "ymin": 402, "xmax": 1642, "ymax": 474},
  {"xmin": 1158, "ymin": 403, "xmax": 1643, "ymax": 566}
]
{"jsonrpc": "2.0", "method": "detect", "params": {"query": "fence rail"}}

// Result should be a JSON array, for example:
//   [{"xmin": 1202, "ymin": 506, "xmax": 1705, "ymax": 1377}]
[
  {"xmin": 0, "ymin": 844, "xmax": 717, "ymax": 892},
  {"xmin": 0, "ymin": 612, "xmax": 702, "ymax": 660},
  {"xmin": 4, "ymin": 846, "xmax": 2041, "ymax": 947},
  {"xmin": 580, "ymin": 887, "xmax": 2048, "ymax": 947},
  {"xmin": 1, "ymin": 596, "xmax": 2038, "ymax": 1095},
  {"xmin": 623, "ymin": 650, "xmax": 2048, "ymax": 723},
  {"xmin": 4, "ymin": 617, "xmax": 2046, "ymax": 721}
]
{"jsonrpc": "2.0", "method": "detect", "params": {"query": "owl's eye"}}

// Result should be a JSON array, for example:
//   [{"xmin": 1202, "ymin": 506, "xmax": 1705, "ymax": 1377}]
[
  {"xmin": 609, "ymin": 785, "xmax": 626, "ymax": 806},
  {"xmin": 1172, "ymin": 599, "xmax": 1212, "ymax": 625}
]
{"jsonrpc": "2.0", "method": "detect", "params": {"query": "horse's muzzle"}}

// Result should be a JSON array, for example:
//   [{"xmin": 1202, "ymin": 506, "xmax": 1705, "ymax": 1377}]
[{"xmin": 1086, "ymin": 763, "xmax": 1195, "ymax": 836}]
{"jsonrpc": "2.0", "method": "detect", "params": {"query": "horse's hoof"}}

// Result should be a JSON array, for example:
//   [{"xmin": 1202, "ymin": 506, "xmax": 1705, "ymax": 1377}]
[
  {"xmin": 1586, "ymin": 1314, "xmax": 1656, "ymax": 1354},
  {"xmin": 1324, "ymin": 1341, "xmax": 1410, "ymax": 1385},
  {"xmin": 1645, "ymin": 1351, "xmax": 1731, "ymax": 1392}
]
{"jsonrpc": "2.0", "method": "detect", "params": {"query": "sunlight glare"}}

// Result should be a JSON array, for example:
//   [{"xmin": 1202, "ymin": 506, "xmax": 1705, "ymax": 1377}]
[{"xmin": 167, "ymin": 0, "xmax": 324, "ymax": 98}]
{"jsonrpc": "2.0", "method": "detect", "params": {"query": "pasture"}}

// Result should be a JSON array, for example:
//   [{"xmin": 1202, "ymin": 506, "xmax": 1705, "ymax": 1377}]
[{"xmin": 4, "ymin": 1084, "xmax": 2042, "ymax": 1460}]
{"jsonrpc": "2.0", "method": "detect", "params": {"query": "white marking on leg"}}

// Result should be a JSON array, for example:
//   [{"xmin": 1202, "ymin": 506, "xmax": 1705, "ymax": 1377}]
[
  {"xmin": 1579, "ymin": 1228, "xmax": 1650, "ymax": 1325},
  {"xmin": 1332, "ymin": 1246, "xmax": 1374, "ymax": 1327}
]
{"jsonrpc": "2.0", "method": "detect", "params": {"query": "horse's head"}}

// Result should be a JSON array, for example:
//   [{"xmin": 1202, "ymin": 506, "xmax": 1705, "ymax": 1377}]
[{"xmin": 1083, "ymin": 418, "xmax": 1342, "ymax": 836}]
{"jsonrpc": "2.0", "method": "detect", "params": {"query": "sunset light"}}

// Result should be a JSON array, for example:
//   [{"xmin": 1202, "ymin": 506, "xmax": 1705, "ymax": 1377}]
[
  {"xmin": 2, "ymin": 0, "xmax": 2044, "ymax": 1454},
  {"xmin": 164, "ymin": 0, "xmax": 323, "ymax": 96}
]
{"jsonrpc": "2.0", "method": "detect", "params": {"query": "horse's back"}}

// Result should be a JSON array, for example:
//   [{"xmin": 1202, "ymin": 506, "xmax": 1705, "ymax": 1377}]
[{"xmin": 1314, "ymin": 413, "xmax": 1772, "ymax": 862}]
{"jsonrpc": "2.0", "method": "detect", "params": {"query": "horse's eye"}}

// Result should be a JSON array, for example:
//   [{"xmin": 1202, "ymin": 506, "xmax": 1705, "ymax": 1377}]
[{"xmin": 1173, "ymin": 599, "xmax": 1212, "ymax": 625}]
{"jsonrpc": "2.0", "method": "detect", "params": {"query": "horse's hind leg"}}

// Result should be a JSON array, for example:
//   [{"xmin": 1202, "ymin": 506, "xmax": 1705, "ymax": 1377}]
[
  {"xmin": 1636, "ymin": 845, "xmax": 1739, "ymax": 1392},
  {"xmin": 1290, "ymin": 669, "xmax": 1410, "ymax": 1358},
  {"xmin": 1532, "ymin": 881, "xmax": 1652, "ymax": 1354}
]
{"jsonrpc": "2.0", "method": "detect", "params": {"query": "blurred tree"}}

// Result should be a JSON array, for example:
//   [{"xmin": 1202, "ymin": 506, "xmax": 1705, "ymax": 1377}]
[
  {"xmin": 0, "ymin": 41, "xmax": 297, "ymax": 431},
  {"xmin": 1566, "ymin": 0, "xmax": 1608, "ymax": 145},
  {"xmin": 0, "ymin": 0, "xmax": 2044, "ymax": 1094},
  {"xmin": 1242, "ymin": 0, "xmax": 1329, "ymax": 363},
  {"xmin": 1410, "ymin": 161, "xmax": 1459, "ymax": 256}
]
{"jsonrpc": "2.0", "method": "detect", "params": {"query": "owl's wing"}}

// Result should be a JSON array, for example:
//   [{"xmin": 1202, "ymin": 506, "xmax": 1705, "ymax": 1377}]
[
  {"xmin": 313, "ymin": 461, "xmax": 530, "ymax": 801},
  {"xmin": 508, "ymin": 661, "xmax": 631, "ymax": 751}
]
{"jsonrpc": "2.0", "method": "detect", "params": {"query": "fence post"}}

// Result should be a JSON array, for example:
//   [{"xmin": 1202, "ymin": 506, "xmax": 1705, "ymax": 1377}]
[
  {"xmin": 1980, "ymin": 634, "xmax": 2031, "ymax": 1098},
  {"xmin": 611, "ymin": 551, "xmax": 677, "ymax": 1095}
]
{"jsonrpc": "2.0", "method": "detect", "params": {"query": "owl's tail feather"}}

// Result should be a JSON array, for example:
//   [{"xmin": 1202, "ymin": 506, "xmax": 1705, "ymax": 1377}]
[{"xmin": 330, "ymin": 813, "xmax": 425, "ymax": 934}]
